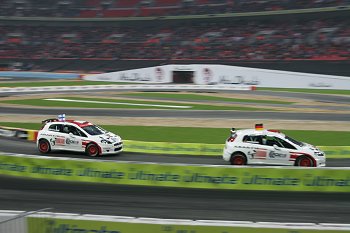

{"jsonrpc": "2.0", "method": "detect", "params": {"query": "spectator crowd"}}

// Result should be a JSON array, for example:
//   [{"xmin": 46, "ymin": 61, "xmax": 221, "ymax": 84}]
[
  {"xmin": 0, "ymin": 0, "xmax": 349, "ymax": 18},
  {"xmin": 0, "ymin": 19, "xmax": 349, "ymax": 60}
]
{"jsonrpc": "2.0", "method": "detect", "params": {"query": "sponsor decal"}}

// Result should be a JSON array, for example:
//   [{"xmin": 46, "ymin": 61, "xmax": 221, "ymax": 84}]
[
  {"xmin": 39, "ymin": 219, "xmax": 121, "ymax": 233},
  {"xmin": 82, "ymin": 140, "xmax": 92, "ymax": 148},
  {"xmin": 248, "ymin": 149, "xmax": 267, "ymax": 159},
  {"xmin": 218, "ymin": 75, "xmax": 260, "ymax": 85},
  {"xmin": 119, "ymin": 72, "xmax": 151, "ymax": 82},
  {"xmin": 269, "ymin": 151, "xmax": 287, "ymax": 158},
  {"xmin": 202, "ymin": 67, "xmax": 213, "ymax": 84},
  {"xmin": 51, "ymin": 136, "xmax": 65, "ymax": 146},
  {"xmin": 155, "ymin": 67, "xmax": 164, "ymax": 82},
  {"xmin": 309, "ymin": 82, "xmax": 332, "ymax": 87},
  {"xmin": 65, "ymin": 138, "xmax": 79, "ymax": 145}
]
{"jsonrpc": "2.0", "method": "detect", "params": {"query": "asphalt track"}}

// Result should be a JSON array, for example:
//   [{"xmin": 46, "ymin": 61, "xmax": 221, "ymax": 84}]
[
  {"xmin": 1, "ymin": 137, "xmax": 349, "ymax": 167},
  {"xmin": 1, "ymin": 174, "xmax": 350, "ymax": 224},
  {"xmin": 1, "ymin": 89, "xmax": 350, "ymax": 224},
  {"xmin": 1, "ymin": 106, "xmax": 350, "ymax": 121}
]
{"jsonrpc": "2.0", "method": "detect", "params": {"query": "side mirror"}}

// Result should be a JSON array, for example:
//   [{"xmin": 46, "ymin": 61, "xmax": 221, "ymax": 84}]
[
  {"xmin": 273, "ymin": 144, "xmax": 280, "ymax": 150},
  {"xmin": 69, "ymin": 132, "xmax": 74, "ymax": 137}
]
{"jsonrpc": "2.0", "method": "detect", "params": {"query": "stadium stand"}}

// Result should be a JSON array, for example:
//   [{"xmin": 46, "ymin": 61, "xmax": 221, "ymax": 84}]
[
  {"xmin": 0, "ymin": 19, "xmax": 348, "ymax": 61},
  {"xmin": 0, "ymin": 0, "xmax": 349, "ymax": 17},
  {"xmin": 0, "ymin": 0, "xmax": 348, "ymax": 74}
]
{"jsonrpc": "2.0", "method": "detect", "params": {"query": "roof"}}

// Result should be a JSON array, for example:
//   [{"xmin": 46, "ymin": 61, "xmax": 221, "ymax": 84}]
[
  {"xmin": 45, "ymin": 119, "xmax": 93, "ymax": 128},
  {"xmin": 235, "ymin": 128, "xmax": 285, "ymax": 137}
]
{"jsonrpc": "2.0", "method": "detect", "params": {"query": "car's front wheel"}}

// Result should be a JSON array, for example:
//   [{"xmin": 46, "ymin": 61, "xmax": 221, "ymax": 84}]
[
  {"xmin": 230, "ymin": 152, "xmax": 247, "ymax": 165},
  {"xmin": 38, "ymin": 139, "xmax": 51, "ymax": 154},
  {"xmin": 86, "ymin": 143, "xmax": 100, "ymax": 157},
  {"xmin": 295, "ymin": 155, "xmax": 314, "ymax": 167}
]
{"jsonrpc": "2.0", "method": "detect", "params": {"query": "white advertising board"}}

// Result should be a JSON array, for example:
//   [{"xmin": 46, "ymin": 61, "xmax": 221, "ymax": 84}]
[
  {"xmin": 84, "ymin": 66, "xmax": 172, "ymax": 83},
  {"xmin": 84, "ymin": 64, "xmax": 350, "ymax": 90}
]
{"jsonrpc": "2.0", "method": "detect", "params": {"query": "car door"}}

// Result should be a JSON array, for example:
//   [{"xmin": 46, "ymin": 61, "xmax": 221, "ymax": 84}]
[
  {"xmin": 266, "ymin": 136, "xmax": 295, "ymax": 164},
  {"xmin": 47, "ymin": 123, "xmax": 65, "ymax": 150},
  {"xmin": 243, "ymin": 135, "xmax": 269, "ymax": 163},
  {"xmin": 63, "ymin": 125, "xmax": 87, "ymax": 152}
]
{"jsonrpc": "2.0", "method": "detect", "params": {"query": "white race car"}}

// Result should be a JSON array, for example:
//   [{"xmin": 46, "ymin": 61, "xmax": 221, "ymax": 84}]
[
  {"xmin": 223, "ymin": 124, "xmax": 326, "ymax": 167},
  {"xmin": 37, "ymin": 117, "xmax": 123, "ymax": 156}
]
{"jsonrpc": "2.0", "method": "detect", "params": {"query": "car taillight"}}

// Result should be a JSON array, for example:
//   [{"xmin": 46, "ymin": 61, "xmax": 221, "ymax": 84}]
[{"xmin": 227, "ymin": 135, "xmax": 237, "ymax": 142}]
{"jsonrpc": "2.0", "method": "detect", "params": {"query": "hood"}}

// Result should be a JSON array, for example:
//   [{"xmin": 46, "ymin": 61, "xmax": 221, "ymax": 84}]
[
  {"xmin": 92, "ymin": 132, "xmax": 122, "ymax": 144},
  {"xmin": 302, "ymin": 142, "xmax": 325, "ymax": 156}
]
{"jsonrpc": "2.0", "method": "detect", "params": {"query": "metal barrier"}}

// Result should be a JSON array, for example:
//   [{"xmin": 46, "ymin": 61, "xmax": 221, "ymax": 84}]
[{"xmin": 0, "ymin": 208, "xmax": 51, "ymax": 233}]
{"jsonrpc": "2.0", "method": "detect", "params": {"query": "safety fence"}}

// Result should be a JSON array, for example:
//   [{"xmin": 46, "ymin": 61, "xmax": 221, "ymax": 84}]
[{"xmin": 1, "ymin": 210, "xmax": 350, "ymax": 233}]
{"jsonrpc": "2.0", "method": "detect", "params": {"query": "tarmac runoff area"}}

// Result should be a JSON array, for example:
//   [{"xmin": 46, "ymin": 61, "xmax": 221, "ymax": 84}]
[
  {"xmin": 1, "ymin": 114, "xmax": 350, "ymax": 131},
  {"xmin": 0, "ymin": 91, "xmax": 349, "ymax": 131}
]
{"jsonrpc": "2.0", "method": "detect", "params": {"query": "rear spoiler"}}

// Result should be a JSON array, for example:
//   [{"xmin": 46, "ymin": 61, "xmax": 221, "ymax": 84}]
[{"xmin": 41, "ymin": 118, "xmax": 58, "ymax": 124}]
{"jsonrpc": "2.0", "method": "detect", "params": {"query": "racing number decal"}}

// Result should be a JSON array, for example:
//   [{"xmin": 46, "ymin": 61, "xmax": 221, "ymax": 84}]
[
  {"xmin": 248, "ymin": 149, "xmax": 267, "ymax": 159},
  {"xmin": 56, "ymin": 137, "xmax": 65, "ymax": 145},
  {"xmin": 50, "ymin": 136, "xmax": 65, "ymax": 146}
]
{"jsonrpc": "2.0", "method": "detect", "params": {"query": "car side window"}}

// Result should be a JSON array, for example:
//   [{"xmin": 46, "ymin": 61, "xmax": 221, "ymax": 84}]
[
  {"xmin": 74, "ymin": 127, "xmax": 87, "ymax": 137},
  {"xmin": 61, "ymin": 125, "xmax": 86, "ymax": 137},
  {"xmin": 243, "ymin": 135, "xmax": 260, "ymax": 144},
  {"xmin": 48, "ymin": 124, "xmax": 63, "ymax": 132},
  {"xmin": 274, "ymin": 137, "xmax": 296, "ymax": 149}
]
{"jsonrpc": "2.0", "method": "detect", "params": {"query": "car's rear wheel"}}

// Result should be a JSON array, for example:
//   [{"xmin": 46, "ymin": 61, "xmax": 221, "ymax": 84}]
[
  {"xmin": 230, "ymin": 153, "xmax": 247, "ymax": 165},
  {"xmin": 86, "ymin": 143, "xmax": 99, "ymax": 157},
  {"xmin": 38, "ymin": 139, "xmax": 51, "ymax": 154},
  {"xmin": 296, "ymin": 155, "xmax": 314, "ymax": 167}
]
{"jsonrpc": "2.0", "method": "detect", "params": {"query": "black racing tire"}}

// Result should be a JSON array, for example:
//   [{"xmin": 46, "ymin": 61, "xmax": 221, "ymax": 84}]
[
  {"xmin": 230, "ymin": 152, "xmax": 247, "ymax": 165},
  {"xmin": 295, "ymin": 155, "xmax": 314, "ymax": 167},
  {"xmin": 86, "ymin": 143, "xmax": 99, "ymax": 157},
  {"xmin": 38, "ymin": 139, "xmax": 51, "ymax": 154}
]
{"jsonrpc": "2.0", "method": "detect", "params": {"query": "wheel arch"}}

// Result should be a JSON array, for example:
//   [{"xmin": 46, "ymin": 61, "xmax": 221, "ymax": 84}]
[
  {"xmin": 294, "ymin": 154, "xmax": 317, "ymax": 167},
  {"xmin": 230, "ymin": 151, "xmax": 248, "ymax": 165},
  {"xmin": 86, "ymin": 141, "xmax": 102, "ymax": 155}
]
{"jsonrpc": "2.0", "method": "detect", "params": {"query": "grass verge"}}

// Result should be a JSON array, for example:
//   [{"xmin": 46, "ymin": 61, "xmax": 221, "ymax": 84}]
[
  {"xmin": 1, "ymin": 122, "xmax": 349, "ymax": 146},
  {"xmin": 118, "ymin": 92, "xmax": 294, "ymax": 105},
  {"xmin": 258, "ymin": 87, "xmax": 350, "ymax": 95},
  {"xmin": 1, "ymin": 97, "xmax": 275, "ymax": 111}
]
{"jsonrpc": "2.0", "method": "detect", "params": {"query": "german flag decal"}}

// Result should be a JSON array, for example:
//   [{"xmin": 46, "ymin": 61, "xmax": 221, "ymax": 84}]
[{"xmin": 255, "ymin": 123, "xmax": 264, "ymax": 130}]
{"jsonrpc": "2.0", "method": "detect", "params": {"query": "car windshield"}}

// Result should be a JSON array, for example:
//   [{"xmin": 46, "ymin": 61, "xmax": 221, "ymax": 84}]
[
  {"xmin": 82, "ymin": 125, "xmax": 106, "ymax": 136},
  {"xmin": 285, "ymin": 135, "xmax": 304, "ymax": 147}
]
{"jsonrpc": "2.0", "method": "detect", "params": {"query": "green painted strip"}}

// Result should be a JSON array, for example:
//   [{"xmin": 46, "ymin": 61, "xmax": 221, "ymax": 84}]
[
  {"xmin": 1, "ymin": 154, "xmax": 350, "ymax": 192},
  {"xmin": 27, "ymin": 217, "xmax": 350, "ymax": 233}
]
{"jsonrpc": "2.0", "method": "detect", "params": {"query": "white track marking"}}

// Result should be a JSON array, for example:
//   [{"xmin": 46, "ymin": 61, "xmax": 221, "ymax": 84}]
[{"xmin": 44, "ymin": 98, "xmax": 192, "ymax": 109}]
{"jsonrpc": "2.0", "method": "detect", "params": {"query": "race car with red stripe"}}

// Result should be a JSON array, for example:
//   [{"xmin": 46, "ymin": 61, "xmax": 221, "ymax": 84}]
[
  {"xmin": 223, "ymin": 124, "xmax": 326, "ymax": 167},
  {"xmin": 37, "ymin": 117, "xmax": 123, "ymax": 157}
]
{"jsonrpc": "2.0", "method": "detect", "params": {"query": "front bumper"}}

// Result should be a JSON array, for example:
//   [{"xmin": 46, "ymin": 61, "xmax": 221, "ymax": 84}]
[
  {"xmin": 101, "ymin": 142, "xmax": 123, "ymax": 155},
  {"xmin": 315, "ymin": 156, "xmax": 326, "ymax": 167}
]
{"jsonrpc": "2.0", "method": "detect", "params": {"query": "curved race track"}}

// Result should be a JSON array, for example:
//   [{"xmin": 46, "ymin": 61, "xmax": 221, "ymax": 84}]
[
  {"xmin": 1, "ymin": 137, "xmax": 349, "ymax": 167},
  {"xmin": 1, "ymin": 89, "xmax": 350, "ymax": 224},
  {"xmin": 1, "ymin": 174, "xmax": 350, "ymax": 224}
]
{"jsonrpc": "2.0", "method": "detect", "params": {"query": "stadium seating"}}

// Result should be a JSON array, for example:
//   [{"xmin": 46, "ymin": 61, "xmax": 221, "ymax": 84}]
[{"xmin": 0, "ymin": 0, "xmax": 348, "ymax": 17}]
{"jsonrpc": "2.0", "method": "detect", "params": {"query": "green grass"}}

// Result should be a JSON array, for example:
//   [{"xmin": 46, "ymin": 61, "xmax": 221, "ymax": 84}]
[
  {"xmin": 0, "ymin": 80, "xmax": 129, "ymax": 87},
  {"xmin": 1, "ymin": 122, "xmax": 348, "ymax": 146},
  {"xmin": 258, "ymin": 87, "xmax": 350, "ymax": 95},
  {"xmin": 118, "ymin": 92, "xmax": 294, "ymax": 105},
  {"xmin": 1, "ymin": 97, "xmax": 274, "ymax": 111}
]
